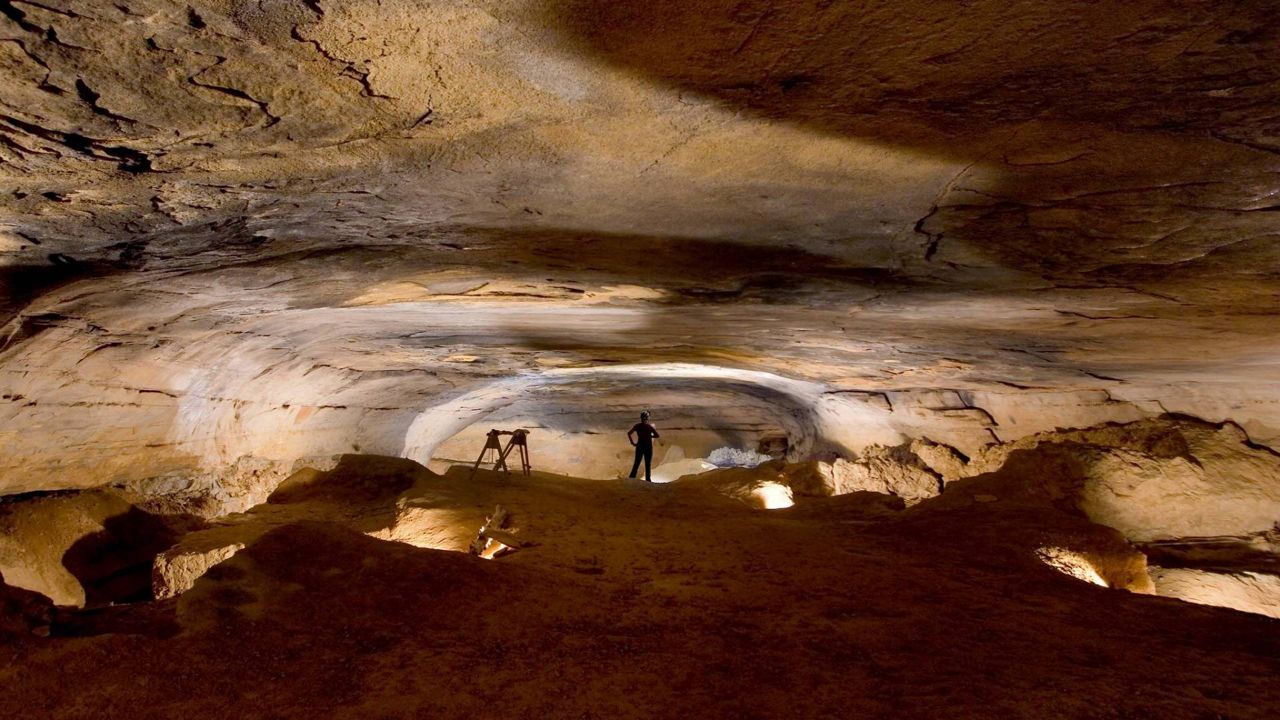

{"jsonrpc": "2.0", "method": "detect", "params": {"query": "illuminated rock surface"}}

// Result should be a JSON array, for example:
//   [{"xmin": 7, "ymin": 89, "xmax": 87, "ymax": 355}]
[
  {"xmin": 1, "ymin": 0, "xmax": 1278, "ymax": 503},
  {"xmin": 1, "ymin": 0, "xmax": 1280, "ymax": 716},
  {"xmin": 2, "ymin": 458, "xmax": 1279, "ymax": 718}
]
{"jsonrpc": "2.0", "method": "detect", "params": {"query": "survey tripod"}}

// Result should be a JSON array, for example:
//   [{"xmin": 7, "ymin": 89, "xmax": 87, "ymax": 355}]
[{"xmin": 468, "ymin": 428, "xmax": 532, "ymax": 480}]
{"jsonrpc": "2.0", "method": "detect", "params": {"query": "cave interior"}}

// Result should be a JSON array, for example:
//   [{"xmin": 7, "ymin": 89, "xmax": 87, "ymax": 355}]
[{"xmin": 2, "ymin": 0, "xmax": 1280, "ymax": 717}]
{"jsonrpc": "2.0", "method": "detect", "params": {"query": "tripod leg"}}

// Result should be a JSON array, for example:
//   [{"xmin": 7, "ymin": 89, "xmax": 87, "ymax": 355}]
[
  {"xmin": 469, "ymin": 443, "xmax": 490, "ymax": 481},
  {"xmin": 495, "ymin": 438, "xmax": 514, "ymax": 474},
  {"xmin": 470, "ymin": 432, "xmax": 501, "ymax": 480}
]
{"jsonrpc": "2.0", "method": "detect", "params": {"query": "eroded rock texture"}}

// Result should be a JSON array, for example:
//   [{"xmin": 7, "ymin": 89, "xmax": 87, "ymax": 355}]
[
  {"xmin": 6, "ymin": 462, "xmax": 1280, "ymax": 718},
  {"xmin": 1, "ymin": 0, "xmax": 1279, "ymax": 511},
  {"xmin": 1, "ymin": 0, "xmax": 1280, "ymax": 659}
]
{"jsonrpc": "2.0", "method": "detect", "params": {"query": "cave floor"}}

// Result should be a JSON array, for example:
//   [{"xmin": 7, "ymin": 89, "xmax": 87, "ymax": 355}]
[{"xmin": 3, "ymin": 466, "xmax": 1279, "ymax": 719}]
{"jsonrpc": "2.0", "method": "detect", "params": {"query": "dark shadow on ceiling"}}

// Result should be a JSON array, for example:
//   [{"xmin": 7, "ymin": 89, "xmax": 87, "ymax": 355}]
[
  {"xmin": 544, "ymin": 0, "xmax": 1280, "ymax": 155},
  {"xmin": 0, "ymin": 260, "xmax": 106, "ymax": 328},
  {"xmin": 536, "ymin": 0, "xmax": 1280, "ymax": 290},
  {"xmin": 273, "ymin": 226, "xmax": 920, "ymax": 311}
]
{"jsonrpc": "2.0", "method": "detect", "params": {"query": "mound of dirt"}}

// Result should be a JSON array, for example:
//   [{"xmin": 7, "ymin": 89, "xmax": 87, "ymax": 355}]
[{"xmin": 6, "ymin": 468, "xmax": 1279, "ymax": 719}]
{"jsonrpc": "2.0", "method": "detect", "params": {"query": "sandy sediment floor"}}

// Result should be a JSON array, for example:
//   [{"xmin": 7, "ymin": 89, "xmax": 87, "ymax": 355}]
[{"xmin": 1, "ymin": 461, "xmax": 1278, "ymax": 719}]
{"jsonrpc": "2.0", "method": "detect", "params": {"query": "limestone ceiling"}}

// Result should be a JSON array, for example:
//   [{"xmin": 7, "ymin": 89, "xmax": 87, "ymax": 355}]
[{"xmin": 0, "ymin": 0, "xmax": 1278, "ymax": 493}]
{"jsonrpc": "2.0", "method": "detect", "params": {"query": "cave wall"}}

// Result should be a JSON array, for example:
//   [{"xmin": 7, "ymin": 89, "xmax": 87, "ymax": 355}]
[{"xmin": 0, "ymin": 0, "xmax": 1277, "ymax": 516}]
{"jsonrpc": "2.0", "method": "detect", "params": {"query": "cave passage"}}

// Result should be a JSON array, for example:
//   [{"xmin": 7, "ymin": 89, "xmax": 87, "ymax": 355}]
[{"xmin": 2, "ymin": 0, "xmax": 1280, "ymax": 717}]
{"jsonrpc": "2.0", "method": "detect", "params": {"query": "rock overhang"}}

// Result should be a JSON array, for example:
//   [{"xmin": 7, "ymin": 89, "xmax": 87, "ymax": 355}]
[{"xmin": 0, "ymin": 0, "xmax": 1277, "ymax": 500}]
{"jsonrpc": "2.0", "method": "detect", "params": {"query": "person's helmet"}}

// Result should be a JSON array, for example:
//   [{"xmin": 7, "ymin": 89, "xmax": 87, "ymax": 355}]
[{"xmin": 640, "ymin": 411, "xmax": 650, "ymax": 420}]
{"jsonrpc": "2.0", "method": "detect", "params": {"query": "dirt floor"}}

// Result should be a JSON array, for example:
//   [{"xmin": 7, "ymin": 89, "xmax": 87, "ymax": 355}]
[{"xmin": 1, "ymin": 462, "xmax": 1278, "ymax": 719}]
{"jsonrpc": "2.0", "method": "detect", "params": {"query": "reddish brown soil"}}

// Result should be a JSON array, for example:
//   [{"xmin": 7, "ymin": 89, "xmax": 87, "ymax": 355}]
[{"xmin": 1, "ymin": 469, "xmax": 1277, "ymax": 719}]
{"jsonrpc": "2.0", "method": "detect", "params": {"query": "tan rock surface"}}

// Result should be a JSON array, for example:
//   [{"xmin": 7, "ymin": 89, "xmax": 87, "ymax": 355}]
[
  {"xmin": 0, "ymin": 0, "xmax": 1276, "ymax": 509},
  {"xmin": 0, "ymin": 489, "xmax": 200, "ymax": 605},
  {"xmin": 1, "ymin": 3, "xmax": 1279, "ymax": 715},
  {"xmin": 1150, "ymin": 567, "xmax": 1280, "ymax": 620},
  {"xmin": 4, "ymin": 457, "xmax": 1279, "ymax": 718}
]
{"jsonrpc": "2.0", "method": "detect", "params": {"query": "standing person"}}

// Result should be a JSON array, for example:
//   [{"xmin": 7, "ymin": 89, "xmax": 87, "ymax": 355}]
[{"xmin": 627, "ymin": 411, "xmax": 660, "ymax": 482}]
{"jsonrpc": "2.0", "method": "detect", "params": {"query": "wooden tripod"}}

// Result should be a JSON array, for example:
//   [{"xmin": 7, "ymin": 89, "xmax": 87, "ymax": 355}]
[{"xmin": 468, "ymin": 428, "xmax": 531, "ymax": 480}]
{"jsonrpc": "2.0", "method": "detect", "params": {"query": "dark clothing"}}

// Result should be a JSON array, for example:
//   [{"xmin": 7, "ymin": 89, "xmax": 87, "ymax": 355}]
[
  {"xmin": 629, "ymin": 422, "xmax": 659, "ymax": 448},
  {"xmin": 629, "ymin": 445, "xmax": 653, "ymax": 482},
  {"xmin": 627, "ymin": 422, "xmax": 660, "ymax": 482}
]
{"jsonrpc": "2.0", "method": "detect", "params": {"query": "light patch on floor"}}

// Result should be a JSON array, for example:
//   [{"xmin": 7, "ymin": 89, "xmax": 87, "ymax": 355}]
[{"xmin": 1037, "ymin": 546, "xmax": 1109, "ymax": 587}]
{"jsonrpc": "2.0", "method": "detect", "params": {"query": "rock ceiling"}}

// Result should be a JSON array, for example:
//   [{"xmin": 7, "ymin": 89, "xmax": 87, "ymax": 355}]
[{"xmin": 1, "ymin": 0, "xmax": 1278, "ymax": 496}]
